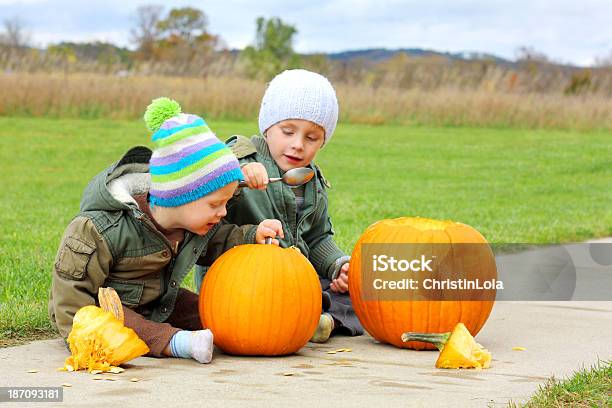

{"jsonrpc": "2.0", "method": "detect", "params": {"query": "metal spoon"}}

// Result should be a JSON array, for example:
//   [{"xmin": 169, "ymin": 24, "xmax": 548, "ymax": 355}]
[{"xmin": 238, "ymin": 167, "xmax": 314, "ymax": 188}]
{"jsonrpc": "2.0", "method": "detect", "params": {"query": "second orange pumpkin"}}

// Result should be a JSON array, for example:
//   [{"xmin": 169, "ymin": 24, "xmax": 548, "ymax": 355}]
[{"xmin": 348, "ymin": 217, "xmax": 496, "ymax": 350}]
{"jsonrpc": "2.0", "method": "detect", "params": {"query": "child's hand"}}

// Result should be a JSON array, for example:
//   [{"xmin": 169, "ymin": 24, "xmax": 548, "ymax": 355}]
[
  {"xmin": 241, "ymin": 163, "xmax": 269, "ymax": 190},
  {"xmin": 255, "ymin": 219, "xmax": 284, "ymax": 245},
  {"xmin": 330, "ymin": 262, "xmax": 349, "ymax": 293}
]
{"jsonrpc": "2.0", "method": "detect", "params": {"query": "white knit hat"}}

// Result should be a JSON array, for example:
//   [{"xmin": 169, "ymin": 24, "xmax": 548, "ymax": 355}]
[{"xmin": 258, "ymin": 69, "xmax": 339, "ymax": 143}]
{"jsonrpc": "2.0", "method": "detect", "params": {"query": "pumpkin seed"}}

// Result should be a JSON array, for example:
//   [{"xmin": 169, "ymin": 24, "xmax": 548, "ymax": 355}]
[
  {"xmin": 283, "ymin": 372, "xmax": 294, "ymax": 376},
  {"xmin": 61, "ymin": 383, "xmax": 72, "ymax": 387},
  {"xmin": 512, "ymin": 347, "xmax": 527, "ymax": 351},
  {"xmin": 109, "ymin": 367, "xmax": 125, "ymax": 374},
  {"xmin": 90, "ymin": 369, "xmax": 103, "ymax": 375},
  {"xmin": 105, "ymin": 377, "xmax": 116, "ymax": 381},
  {"xmin": 129, "ymin": 378, "xmax": 140, "ymax": 382},
  {"xmin": 27, "ymin": 369, "xmax": 38, "ymax": 373},
  {"xmin": 326, "ymin": 351, "xmax": 337, "ymax": 354},
  {"xmin": 92, "ymin": 376, "xmax": 104, "ymax": 381},
  {"xmin": 66, "ymin": 364, "xmax": 74, "ymax": 372}
]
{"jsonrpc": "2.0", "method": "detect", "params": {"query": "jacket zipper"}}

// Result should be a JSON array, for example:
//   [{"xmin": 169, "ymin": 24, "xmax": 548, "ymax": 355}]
[
  {"xmin": 137, "ymin": 214, "xmax": 175, "ymax": 255},
  {"xmin": 136, "ymin": 214, "xmax": 176, "ymax": 296},
  {"xmin": 293, "ymin": 185, "xmax": 317, "ymax": 243}
]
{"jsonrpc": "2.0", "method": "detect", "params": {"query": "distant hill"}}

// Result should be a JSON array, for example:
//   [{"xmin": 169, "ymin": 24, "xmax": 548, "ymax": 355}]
[
  {"xmin": 237, "ymin": 46, "xmax": 589, "ymax": 70},
  {"xmin": 324, "ymin": 48, "xmax": 513, "ymax": 65},
  {"xmin": 37, "ymin": 42, "xmax": 580, "ymax": 70}
]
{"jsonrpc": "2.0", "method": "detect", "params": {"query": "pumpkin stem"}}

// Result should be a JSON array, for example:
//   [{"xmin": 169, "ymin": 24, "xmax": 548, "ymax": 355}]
[
  {"xmin": 98, "ymin": 287, "xmax": 125, "ymax": 323},
  {"xmin": 400, "ymin": 332, "xmax": 451, "ymax": 350}
]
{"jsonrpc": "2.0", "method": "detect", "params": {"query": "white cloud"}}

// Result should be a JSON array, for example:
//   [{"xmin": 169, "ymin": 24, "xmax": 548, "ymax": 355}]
[
  {"xmin": 0, "ymin": 0, "xmax": 44, "ymax": 4},
  {"xmin": 0, "ymin": 0, "xmax": 610, "ymax": 66}
]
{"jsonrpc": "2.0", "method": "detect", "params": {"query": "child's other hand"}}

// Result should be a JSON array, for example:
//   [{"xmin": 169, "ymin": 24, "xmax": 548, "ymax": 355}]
[
  {"xmin": 330, "ymin": 262, "xmax": 349, "ymax": 293},
  {"xmin": 255, "ymin": 219, "xmax": 284, "ymax": 245},
  {"xmin": 241, "ymin": 163, "xmax": 269, "ymax": 190}
]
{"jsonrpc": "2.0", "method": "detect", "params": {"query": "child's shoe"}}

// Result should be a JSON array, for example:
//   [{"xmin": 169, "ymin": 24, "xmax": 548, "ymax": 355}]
[{"xmin": 310, "ymin": 313, "xmax": 334, "ymax": 343}]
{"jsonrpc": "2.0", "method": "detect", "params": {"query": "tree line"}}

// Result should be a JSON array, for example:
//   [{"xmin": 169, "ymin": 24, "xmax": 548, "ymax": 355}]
[
  {"xmin": 0, "ymin": 6, "xmax": 301, "ymax": 80},
  {"xmin": 1, "ymin": 5, "xmax": 610, "ymax": 96}
]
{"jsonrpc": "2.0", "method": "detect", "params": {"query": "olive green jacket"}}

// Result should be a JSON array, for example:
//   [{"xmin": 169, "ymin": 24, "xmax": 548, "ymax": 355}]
[
  {"xmin": 48, "ymin": 146, "xmax": 255, "ymax": 339},
  {"xmin": 225, "ymin": 135, "xmax": 348, "ymax": 280}
]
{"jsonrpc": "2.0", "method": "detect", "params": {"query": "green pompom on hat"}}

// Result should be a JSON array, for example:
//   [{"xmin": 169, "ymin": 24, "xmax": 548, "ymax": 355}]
[{"xmin": 144, "ymin": 97, "xmax": 182, "ymax": 132}]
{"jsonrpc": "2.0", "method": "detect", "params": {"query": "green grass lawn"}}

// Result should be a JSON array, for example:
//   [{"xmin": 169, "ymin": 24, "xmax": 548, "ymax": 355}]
[
  {"xmin": 513, "ymin": 360, "xmax": 611, "ymax": 407},
  {"xmin": 0, "ymin": 117, "xmax": 611, "ymax": 345}
]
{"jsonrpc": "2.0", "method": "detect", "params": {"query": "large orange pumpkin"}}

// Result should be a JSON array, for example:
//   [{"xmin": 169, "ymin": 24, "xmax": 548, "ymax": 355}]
[
  {"xmin": 199, "ymin": 244, "xmax": 322, "ymax": 355},
  {"xmin": 348, "ymin": 217, "xmax": 496, "ymax": 350}
]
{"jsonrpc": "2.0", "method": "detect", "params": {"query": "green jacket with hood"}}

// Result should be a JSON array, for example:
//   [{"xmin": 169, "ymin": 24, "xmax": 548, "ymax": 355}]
[
  {"xmin": 48, "ymin": 146, "xmax": 255, "ymax": 339},
  {"xmin": 222, "ymin": 135, "xmax": 349, "ymax": 281}
]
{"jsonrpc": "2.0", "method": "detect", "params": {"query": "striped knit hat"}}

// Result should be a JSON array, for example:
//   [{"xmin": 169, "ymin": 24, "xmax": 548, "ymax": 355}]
[{"xmin": 144, "ymin": 97, "xmax": 243, "ymax": 207}]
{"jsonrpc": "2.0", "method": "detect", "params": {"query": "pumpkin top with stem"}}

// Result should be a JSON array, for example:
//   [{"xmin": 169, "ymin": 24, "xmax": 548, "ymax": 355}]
[{"xmin": 402, "ymin": 323, "xmax": 492, "ymax": 369}]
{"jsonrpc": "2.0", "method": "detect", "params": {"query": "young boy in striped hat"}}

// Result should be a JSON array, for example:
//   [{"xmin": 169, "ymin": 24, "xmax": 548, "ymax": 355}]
[{"xmin": 49, "ymin": 97, "xmax": 283, "ymax": 364}]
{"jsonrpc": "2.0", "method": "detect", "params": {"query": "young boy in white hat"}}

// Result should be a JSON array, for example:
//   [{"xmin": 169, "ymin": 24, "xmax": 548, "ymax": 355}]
[{"xmin": 195, "ymin": 69, "xmax": 364, "ymax": 342}]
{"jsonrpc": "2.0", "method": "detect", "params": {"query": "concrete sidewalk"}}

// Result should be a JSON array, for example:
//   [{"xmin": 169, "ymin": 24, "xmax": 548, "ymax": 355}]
[
  {"xmin": 2, "ymin": 301, "xmax": 610, "ymax": 407},
  {"xmin": 1, "ymin": 240, "xmax": 610, "ymax": 407}
]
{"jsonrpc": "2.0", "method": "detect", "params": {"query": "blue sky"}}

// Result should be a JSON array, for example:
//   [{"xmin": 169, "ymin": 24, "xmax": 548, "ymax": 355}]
[{"xmin": 0, "ymin": 0, "xmax": 610, "ymax": 66}]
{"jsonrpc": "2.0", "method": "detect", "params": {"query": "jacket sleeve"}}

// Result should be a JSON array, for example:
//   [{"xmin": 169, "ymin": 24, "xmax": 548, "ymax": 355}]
[
  {"xmin": 226, "ymin": 135, "xmax": 256, "ymax": 205},
  {"xmin": 227, "ymin": 135, "xmax": 258, "ymax": 159},
  {"xmin": 303, "ymin": 194, "xmax": 349, "ymax": 280},
  {"xmin": 197, "ymin": 220, "xmax": 258, "ymax": 266},
  {"xmin": 48, "ymin": 216, "xmax": 113, "ymax": 339}
]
